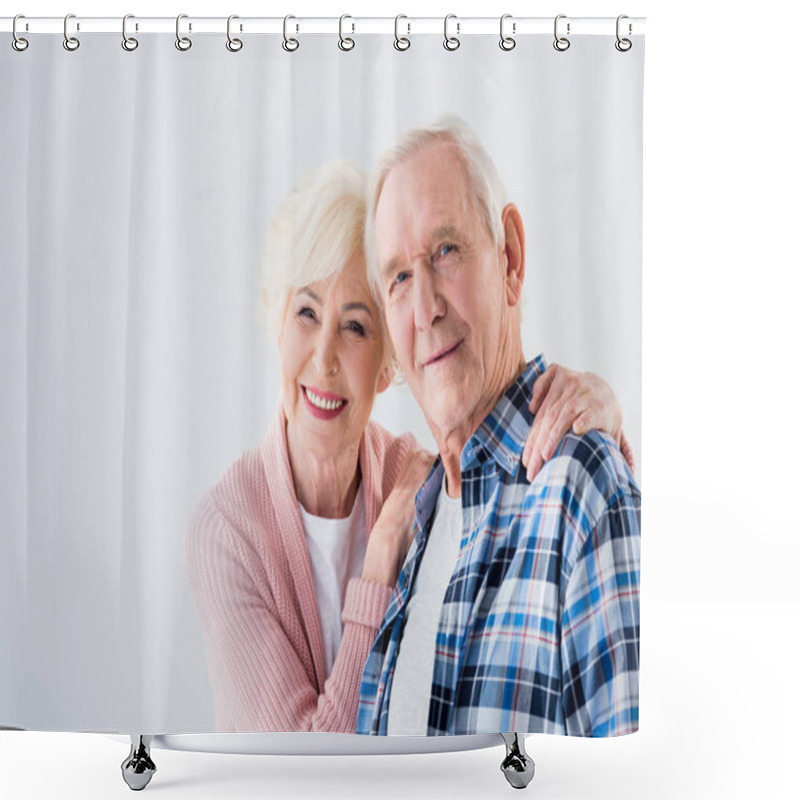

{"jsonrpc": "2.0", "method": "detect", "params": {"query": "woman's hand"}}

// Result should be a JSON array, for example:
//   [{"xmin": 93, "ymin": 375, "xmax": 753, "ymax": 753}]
[
  {"xmin": 361, "ymin": 448, "xmax": 436, "ymax": 589},
  {"xmin": 522, "ymin": 363, "xmax": 623, "ymax": 482}
]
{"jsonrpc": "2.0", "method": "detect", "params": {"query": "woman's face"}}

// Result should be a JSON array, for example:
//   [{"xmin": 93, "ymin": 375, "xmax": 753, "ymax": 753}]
[{"xmin": 278, "ymin": 251, "xmax": 391, "ymax": 459}]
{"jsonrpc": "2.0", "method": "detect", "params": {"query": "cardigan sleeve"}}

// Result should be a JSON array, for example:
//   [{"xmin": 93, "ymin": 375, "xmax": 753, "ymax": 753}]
[{"xmin": 186, "ymin": 493, "xmax": 391, "ymax": 733}]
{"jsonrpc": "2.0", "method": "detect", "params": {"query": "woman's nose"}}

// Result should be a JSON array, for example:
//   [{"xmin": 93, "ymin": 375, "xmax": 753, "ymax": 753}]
[{"xmin": 313, "ymin": 324, "xmax": 339, "ymax": 375}]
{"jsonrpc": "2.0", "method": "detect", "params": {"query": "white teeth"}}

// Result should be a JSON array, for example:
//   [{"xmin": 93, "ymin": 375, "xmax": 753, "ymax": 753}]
[{"xmin": 306, "ymin": 388, "xmax": 344, "ymax": 411}]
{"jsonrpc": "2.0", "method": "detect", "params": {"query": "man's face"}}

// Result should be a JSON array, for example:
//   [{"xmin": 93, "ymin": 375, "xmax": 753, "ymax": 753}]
[{"xmin": 374, "ymin": 142, "xmax": 511, "ymax": 441}]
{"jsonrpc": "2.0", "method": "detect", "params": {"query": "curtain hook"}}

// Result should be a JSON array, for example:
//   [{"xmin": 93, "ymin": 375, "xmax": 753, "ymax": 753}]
[
  {"xmin": 122, "ymin": 14, "xmax": 138, "ymax": 51},
  {"xmin": 553, "ymin": 14, "xmax": 570, "ymax": 52},
  {"xmin": 63, "ymin": 13, "xmax": 80, "ymax": 51},
  {"xmin": 283, "ymin": 15, "xmax": 299, "ymax": 52},
  {"xmin": 226, "ymin": 15, "xmax": 243, "ymax": 52},
  {"xmin": 443, "ymin": 14, "xmax": 460, "ymax": 51},
  {"xmin": 499, "ymin": 14, "xmax": 516, "ymax": 51},
  {"xmin": 615, "ymin": 15, "xmax": 632, "ymax": 51},
  {"xmin": 175, "ymin": 14, "xmax": 192, "ymax": 51},
  {"xmin": 338, "ymin": 14, "xmax": 355, "ymax": 51},
  {"xmin": 12, "ymin": 14, "xmax": 29, "ymax": 52},
  {"xmin": 394, "ymin": 15, "xmax": 410, "ymax": 51}
]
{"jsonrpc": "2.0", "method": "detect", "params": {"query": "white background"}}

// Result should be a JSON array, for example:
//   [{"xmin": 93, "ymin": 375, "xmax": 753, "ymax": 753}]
[{"xmin": 1, "ymin": 1, "xmax": 798, "ymax": 799}]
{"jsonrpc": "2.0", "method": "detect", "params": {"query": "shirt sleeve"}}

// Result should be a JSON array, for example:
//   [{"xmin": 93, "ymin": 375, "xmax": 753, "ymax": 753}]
[
  {"xmin": 185, "ymin": 496, "xmax": 391, "ymax": 733},
  {"xmin": 560, "ymin": 488, "xmax": 641, "ymax": 736}
]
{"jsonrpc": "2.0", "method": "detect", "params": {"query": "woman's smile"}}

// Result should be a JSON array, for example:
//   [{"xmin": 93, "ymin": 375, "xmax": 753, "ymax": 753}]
[{"xmin": 302, "ymin": 385, "xmax": 348, "ymax": 420}]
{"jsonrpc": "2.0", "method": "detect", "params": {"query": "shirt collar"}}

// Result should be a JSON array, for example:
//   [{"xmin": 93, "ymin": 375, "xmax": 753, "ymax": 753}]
[{"xmin": 461, "ymin": 354, "xmax": 548, "ymax": 475}]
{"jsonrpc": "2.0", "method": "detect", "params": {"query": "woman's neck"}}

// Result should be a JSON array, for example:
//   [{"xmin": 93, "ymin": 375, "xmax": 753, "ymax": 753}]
[{"xmin": 285, "ymin": 419, "xmax": 361, "ymax": 519}]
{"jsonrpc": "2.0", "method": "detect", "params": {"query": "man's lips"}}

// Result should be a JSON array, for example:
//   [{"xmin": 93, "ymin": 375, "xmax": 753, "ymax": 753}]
[{"xmin": 423, "ymin": 339, "xmax": 463, "ymax": 367}]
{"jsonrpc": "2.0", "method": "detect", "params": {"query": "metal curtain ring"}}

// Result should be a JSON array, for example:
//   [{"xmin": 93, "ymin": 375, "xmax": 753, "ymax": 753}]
[
  {"xmin": 12, "ymin": 14, "xmax": 29, "ymax": 51},
  {"xmin": 553, "ymin": 14, "xmax": 570, "ymax": 51},
  {"xmin": 615, "ymin": 14, "xmax": 632, "ymax": 51},
  {"xmin": 227, "ymin": 15, "xmax": 243, "ymax": 52},
  {"xmin": 499, "ymin": 14, "xmax": 515, "ymax": 51},
  {"xmin": 122, "ymin": 14, "xmax": 138, "ymax": 51},
  {"xmin": 63, "ymin": 13, "xmax": 80, "ymax": 51},
  {"xmin": 443, "ymin": 14, "xmax": 460, "ymax": 51},
  {"xmin": 283, "ymin": 15, "xmax": 299, "ymax": 52},
  {"xmin": 338, "ymin": 14, "xmax": 355, "ymax": 51},
  {"xmin": 175, "ymin": 14, "xmax": 192, "ymax": 50},
  {"xmin": 394, "ymin": 15, "xmax": 410, "ymax": 51}
]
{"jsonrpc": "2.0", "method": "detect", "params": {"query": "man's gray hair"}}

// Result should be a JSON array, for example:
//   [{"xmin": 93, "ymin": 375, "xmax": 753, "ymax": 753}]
[{"xmin": 365, "ymin": 115, "xmax": 507, "ymax": 301}]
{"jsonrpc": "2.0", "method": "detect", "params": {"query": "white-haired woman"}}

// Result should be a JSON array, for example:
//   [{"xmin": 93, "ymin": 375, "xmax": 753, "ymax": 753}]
[{"xmin": 186, "ymin": 161, "xmax": 632, "ymax": 733}]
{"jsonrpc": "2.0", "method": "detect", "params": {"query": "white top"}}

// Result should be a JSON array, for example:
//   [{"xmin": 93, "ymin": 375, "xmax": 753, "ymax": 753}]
[
  {"xmin": 387, "ymin": 476, "xmax": 462, "ymax": 735},
  {"xmin": 300, "ymin": 483, "xmax": 367, "ymax": 678}
]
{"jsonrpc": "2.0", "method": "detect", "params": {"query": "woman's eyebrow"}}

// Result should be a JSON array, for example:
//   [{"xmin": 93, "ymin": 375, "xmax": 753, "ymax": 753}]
[
  {"xmin": 297, "ymin": 287, "xmax": 322, "ymax": 303},
  {"xmin": 341, "ymin": 302, "xmax": 373, "ymax": 317}
]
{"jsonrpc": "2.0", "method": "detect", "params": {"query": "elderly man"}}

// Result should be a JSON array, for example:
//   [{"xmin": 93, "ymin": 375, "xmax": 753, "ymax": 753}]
[{"xmin": 356, "ymin": 118, "xmax": 640, "ymax": 738}]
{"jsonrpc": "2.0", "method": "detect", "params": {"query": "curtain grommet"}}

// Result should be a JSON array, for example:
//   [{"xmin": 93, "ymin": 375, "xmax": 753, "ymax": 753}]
[
  {"xmin": 443, "ymin": 14, "xmax": 460, "ymax": 51},
  {"xmin": 394, "ymin": 15, "xmax": 410, "ymax": 51},
  {"xmin": 338, "ymin": 14, "xmax": 355, "ymax": 51},
  {"xmin": 12, "ymin": 15, "xmax": 29, "ymax": 51},
  {"xmin": 226, "ymin": 15, "xmax": 243, "ymax": 52},
  {"xmin": 121, "ymin": 14, "xmax": 138, "ymax": 52},
  {"xmin": 553, "ymin": 14, "xmax": 570, "ymax": 52},
  {"xmin": 175, "ymin": 14, "xmax": 192, "ymax": 51},
  {"xmin": 283, "ymin": 15, "xmax": 299, "ymax": 52},
  {"xmin": 499, "ymin": 14, "xmax": 516, "ymax": 51},
  {"xmin": 63, "ymin": 13, "xmax": 80, "ymax": 51},
  {"xmin": 615, "ymin": 15, "xmax": 632, "ymax": 51}
]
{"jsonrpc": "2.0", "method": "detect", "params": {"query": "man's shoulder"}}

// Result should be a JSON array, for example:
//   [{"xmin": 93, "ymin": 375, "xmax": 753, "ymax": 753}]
[
  {"xmin": 506, "ymin": 429, "xmax": 639, "ymax": 541},
  {"xmin": 547, "ymin": 429, "xmax": 640, "ymax": 500}
]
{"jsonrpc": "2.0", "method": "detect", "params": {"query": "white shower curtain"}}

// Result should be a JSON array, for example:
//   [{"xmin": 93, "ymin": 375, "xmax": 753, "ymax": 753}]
[{"xmin": 1, "ymin": 26, "xmax": 643, "ymax": 734}]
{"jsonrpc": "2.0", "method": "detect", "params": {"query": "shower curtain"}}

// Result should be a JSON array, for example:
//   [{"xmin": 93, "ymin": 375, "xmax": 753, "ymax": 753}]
[{"xmin": 1, "ymin": 20, "xmax": 644, "ymax": 736}]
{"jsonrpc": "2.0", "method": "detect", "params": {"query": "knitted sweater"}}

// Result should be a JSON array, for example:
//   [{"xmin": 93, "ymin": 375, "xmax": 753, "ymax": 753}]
[{"xmin": 186, "ymin": 408, "xmax": 418, "ymax": 733}]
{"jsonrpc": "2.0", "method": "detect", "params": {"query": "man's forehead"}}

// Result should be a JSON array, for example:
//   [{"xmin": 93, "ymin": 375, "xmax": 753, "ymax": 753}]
[{"xmin": 376, "ymin": 144, "xmax": 475, "ymax": 237}]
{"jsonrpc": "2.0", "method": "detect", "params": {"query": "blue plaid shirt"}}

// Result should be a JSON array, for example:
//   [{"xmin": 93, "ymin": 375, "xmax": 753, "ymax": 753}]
[{"xmin": 357, "ymin": 356, "xmax": 641, "ymax": 736}]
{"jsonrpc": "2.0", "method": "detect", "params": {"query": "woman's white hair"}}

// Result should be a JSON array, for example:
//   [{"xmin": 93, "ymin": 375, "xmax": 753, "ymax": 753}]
[
  {"xmin": 365, "ymin": 115, "xmax": 507, "ymax": 302},
  {"xmin": 259, "ymin": 160, "xmax": 371, "ymax": 338}
]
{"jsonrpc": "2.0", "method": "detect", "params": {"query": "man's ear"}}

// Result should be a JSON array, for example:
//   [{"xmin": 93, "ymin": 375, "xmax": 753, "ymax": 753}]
[{"xmin": 501, "ymin": 203, "xmax": 525, "ymax": 307}]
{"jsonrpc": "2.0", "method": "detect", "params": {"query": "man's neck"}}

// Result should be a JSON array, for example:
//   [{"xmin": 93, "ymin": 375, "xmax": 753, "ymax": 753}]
[{"xmin": 436, "ymin": 352, "xmax": 528, "ymax": 498}]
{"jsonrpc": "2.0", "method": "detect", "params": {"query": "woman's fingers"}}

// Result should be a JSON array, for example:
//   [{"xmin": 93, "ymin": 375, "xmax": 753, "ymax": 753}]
[{"xmin": 529, "ymin": 363, "xmax": 558, "ymax": 414}]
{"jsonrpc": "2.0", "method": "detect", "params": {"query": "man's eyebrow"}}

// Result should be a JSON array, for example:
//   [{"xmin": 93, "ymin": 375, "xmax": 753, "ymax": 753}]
[
  {"xmin": 297, "ymin": 287, "xmax": 322, "ymax": 303},
  {"xmin": 380, "ymin": 223, "xmax": 463, "ymax": 279},
  {"xmin": 381, "ymin": 257, "xmax": 401, "ymax": 279},
  {"xmin": 341, "ymin": 302, "xmax": 373, "ymax": 317},
  {"xmin": 431, "ymin": 223, "xmax": 460, "ymax": 241}
]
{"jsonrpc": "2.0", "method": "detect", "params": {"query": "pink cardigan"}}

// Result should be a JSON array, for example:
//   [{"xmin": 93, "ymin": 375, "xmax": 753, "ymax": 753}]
[{"xmin": 186, "ymin": 408, "xmax": 418, "ymax": 733}]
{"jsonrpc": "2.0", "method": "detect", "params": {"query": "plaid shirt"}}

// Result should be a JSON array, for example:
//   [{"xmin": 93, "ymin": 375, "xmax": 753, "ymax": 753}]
[{"xmin": 357, "ymin": 355, "xmax": 641, "ymax": 736}]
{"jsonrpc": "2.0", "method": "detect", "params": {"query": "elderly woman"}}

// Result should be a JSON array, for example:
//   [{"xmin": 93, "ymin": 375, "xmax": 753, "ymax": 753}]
[{"xmin": 186, "ymin": 161, "xmax": 633, "ymax": 734}]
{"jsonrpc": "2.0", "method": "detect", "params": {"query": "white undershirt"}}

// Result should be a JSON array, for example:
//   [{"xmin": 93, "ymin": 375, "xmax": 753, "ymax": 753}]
[
  {"xmin": 300, "ymin": 483, "xmax": 366, "ymax": 678},
  {"xmin": 387, "ymin": 476, "xmax": 462, "ymax": 735}
]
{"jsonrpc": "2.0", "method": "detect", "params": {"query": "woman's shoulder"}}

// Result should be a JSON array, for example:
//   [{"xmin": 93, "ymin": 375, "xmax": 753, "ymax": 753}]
[
  {"xmin": 364, "ymin": 420, "xmax": 422, "ymax": 463},
  {"xmin": 187, "ymin": 437, "xmax": 274, "ymax": 552},
  {"xmin": 363, "ymin": 420, "xmax": 430, "ymax": 493}
]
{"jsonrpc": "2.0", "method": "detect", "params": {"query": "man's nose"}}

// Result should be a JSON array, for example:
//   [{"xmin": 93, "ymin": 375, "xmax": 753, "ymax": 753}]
[
  {"xmin": 413, "ymin": 264, "xmax": 446, "ymax": 331},
  {"xmin": 313, "ymin": 323, "xmax": 339, "ymax": 376}
]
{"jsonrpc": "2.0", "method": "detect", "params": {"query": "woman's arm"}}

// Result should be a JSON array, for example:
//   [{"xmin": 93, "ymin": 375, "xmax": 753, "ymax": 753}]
[
  {"xmin": 186, "ymin": 496, "xmax": 390, "ymax": 733},
  {"xmin": 522, "ymin": 363, "xmax": 635, "ymax": 480}
]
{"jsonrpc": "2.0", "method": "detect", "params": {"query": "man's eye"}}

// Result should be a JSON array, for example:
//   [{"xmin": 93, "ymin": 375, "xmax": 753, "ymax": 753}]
[{"xmin": 436, "ymin": 243, "xmax": 457, "ymax": 260}]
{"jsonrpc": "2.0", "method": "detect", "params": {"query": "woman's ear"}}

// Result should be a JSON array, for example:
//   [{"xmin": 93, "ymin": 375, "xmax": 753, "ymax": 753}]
[
  {"xmin": 376, "ymin": 357, "xmax": 396, "ymax": 394},
  {"xmin": 501, "ymin": 203, "xmax": 526, "ymax": 307}
]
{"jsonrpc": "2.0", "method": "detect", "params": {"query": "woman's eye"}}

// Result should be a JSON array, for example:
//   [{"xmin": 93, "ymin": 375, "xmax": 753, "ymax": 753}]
[
  {"xmin": 393, "ymin": 271, "xmax": 410, "ymax": 287},
  {"xmin": 345, "ymin": 321, "xmax": 366, "ymax": 337},
  {"xmin": 297, "ymin": 306, "xmax": 316, "ymax": 321}
]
